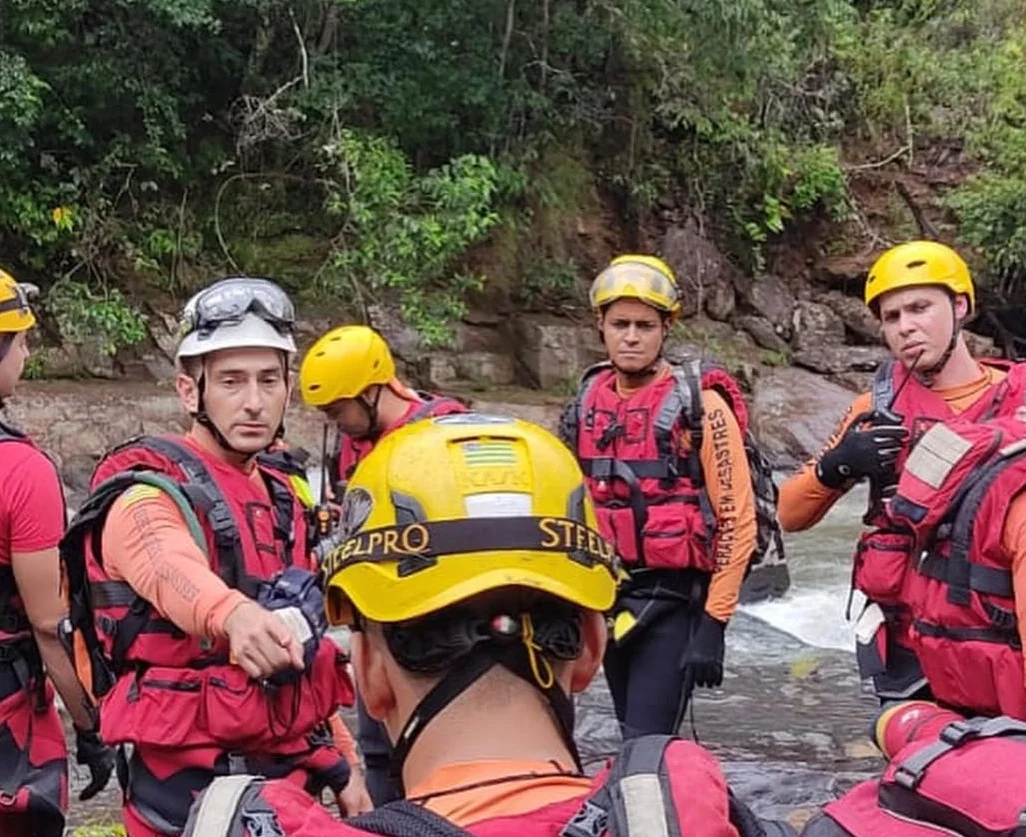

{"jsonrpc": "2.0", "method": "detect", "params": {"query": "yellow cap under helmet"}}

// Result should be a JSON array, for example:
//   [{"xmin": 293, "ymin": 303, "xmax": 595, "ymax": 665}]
[
  {"xmin": 589, "ymin": 255, "xmax": 682, "ymax": 320},
  {"xmin": 322, "ymin": 413, "xmax": 622, "ymax": 626},
  {"xmin": 299, "ymin": 325, "xmax": 396, "ymax": 407},
  {"xmin": 864, "ymin": 241, "xmax": 975, "ymax": 315},
  {"xmin": 0, "ymin": 269, "xmax": 37, "ymax": 334}
]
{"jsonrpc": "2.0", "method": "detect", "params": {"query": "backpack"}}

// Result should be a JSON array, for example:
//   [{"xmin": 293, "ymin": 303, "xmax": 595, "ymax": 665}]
[
  {"xmin": 183, "ymin": 735, "xmax": 797, "ymax": 837},
  {"xmin": 558, "ymin": 359, "xmax": 786, "ymax": 582}
]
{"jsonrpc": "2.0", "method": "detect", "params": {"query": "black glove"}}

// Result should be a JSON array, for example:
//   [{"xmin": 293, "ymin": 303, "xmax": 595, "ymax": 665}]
[
  {"xmin": 75, "ymin": 727, "xmax": 114, "ymax": 801},
  {"xmin": 815, "ymin": 418, "xmax": 908, "ymax": 490},
  {"xmin": 681, "ymin": 613, "xmax": 726, "ymax": 689}
]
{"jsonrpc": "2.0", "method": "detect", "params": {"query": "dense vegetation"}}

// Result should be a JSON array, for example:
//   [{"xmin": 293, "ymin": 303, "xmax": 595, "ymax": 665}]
[{"xmin": 2, "ymin": 0, "xmax": 1026, "ymax": 358}]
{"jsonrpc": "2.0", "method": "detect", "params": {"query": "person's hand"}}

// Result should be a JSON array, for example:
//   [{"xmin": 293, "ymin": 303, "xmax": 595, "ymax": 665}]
[
  {"xmin": 74, "ymin": 727, "xmax": 115, "ymax": 801},
  {"xmin": 815, "ymin": 419, "xmax": 908, "ymax": 490},
  {"xmin": 224, "ymin": 601, "xmax": 305, "ymax": 680},
  {"xmin": 681, "ymin": 614, "xmax": 726, "ymax": 689},
  {"xmin": 337, "ymin": 768, "xmax": 374, "ymax": 816}
]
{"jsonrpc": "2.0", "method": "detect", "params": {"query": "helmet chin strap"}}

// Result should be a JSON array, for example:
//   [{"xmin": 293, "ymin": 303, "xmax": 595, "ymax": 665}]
[{"xmin": 351, "ymin": 385, "xmax": 385, "ymax": 442}]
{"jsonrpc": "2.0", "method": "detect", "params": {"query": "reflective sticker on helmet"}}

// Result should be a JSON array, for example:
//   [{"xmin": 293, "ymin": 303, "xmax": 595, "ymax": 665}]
[
  {"xmin": 903, "ymin": 423, "xmax": 974, "ymax": 489},
  {"xmin": 432, "ymin": 413, "xmax": 515, "ymax": 426},
  {"xmin": 465, "ymin": 492, "xmax": 532, "ymax": 518},
  {"xmin": 461, "ymin": 439, "xmax": 518, "ymax": 467}
]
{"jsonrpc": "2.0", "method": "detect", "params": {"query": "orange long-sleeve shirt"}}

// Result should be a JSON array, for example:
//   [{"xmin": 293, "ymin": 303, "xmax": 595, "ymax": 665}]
[
  {"xmin": 778, "ymin": 364, "xmax": 1007, "ymax": 532},
  {"xmin": 616, "ymin": 364, "xmax": 757, "ymax": 622},
  {"xmin": 1002, "ymin": 496, "xmax": 1026, "ymax": 683}
]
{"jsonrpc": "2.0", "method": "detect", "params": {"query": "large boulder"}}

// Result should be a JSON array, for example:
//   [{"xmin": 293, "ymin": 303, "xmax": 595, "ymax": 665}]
[
  {"xmin": 739, "ymin": 276, "xmax": 797, "ymax": 340},
  {"xmin": 509, "ymin": 315, "xmax": 592, "ymax": 390},
  {"xmin": 791, "ymin": 301, "xmax": 845, "ymax": 354},
  {"xmin": 818, "ymin": 291, "xmax": 881, "ymax": 344},
  {"xmin": 660, "ymin": 218, "xmax": 737, "ymax": 321},
  {"xmin": 751, "ymin": 367, "xmax": 857, "ymax": 468},
  {"xmin": 792, "ymin": 345, "xmax": 890, "ymax": 375},
  {"xmin": 735, "ymin": 316, "xmax": 791, "ymax": 354}
]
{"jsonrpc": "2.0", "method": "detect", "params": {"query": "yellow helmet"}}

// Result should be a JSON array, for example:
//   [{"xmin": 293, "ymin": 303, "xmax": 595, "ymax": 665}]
[
  {"xmin": 864, "ymin": 241, "xmax": 975, "ymax": 314},
  {"xmin": 299, "ymin": 325, "xmax": 396, "ymax": 407},
  {"xmin": 0, "ymin": 269, "xmax": 37, "ymax": 334},
  {"xmin": 589, "ymin": 255, "xmax": 682, "ymax": 320},
  {"xmin": 322, "ymin": 413, "xmax": 622, "ymax": 626}
]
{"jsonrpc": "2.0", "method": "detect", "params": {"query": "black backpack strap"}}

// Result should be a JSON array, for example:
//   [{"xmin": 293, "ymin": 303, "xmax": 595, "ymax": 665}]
[
  {"xmin": 870, "ymin": 359, "xmax": 897, "ymax": 417},
  {"xmin": 138, "ymin": 436, "xmax": 256, "ymax": 596},
  {"xmin": 561, "ymin": 734, "xmax": 680, "ymax": 837},
  {"xmin": 60, "ymin": 469, "xmax": 209, "ymax": 694},
  {"xmin": 663, "ymin": 361, "xmax": 704, "ymax": 487},
  {"xmin": 559, "ymin": 361, "xmax": 612, "ymax": 450}
]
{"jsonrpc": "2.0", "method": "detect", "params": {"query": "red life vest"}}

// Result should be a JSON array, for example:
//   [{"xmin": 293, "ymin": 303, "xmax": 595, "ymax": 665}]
[
  {"xmin": 887, "ymin": 415, "xmax": 1026, "ymax": 718},
  {"xmin": 329, "ymin": 394, "xmax": 468, "ymax": 490},
  {"xmin": 848, "ymin": 359, "xmax": 1026, "ymax": 700},
  {"xmin": 802, "ymin": 702, "xmax": 1026, "ymax": 837},
  {"xmin": 563, "ymin": 360, "xmax": 751, "ymax": 570},
  {"xmin": 184, "ymin": 735, "xmax": 790, "ymax": 837},
  {"xmin": 59, "ymin": 435, "xmax": 352, "ymax": 754},
  {"xmin": 0, "ymin": 421, "xmax": 68, "ymax": 834}
]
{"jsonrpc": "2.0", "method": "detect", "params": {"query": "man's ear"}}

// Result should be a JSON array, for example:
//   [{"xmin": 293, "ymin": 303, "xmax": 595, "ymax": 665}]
[
  {"xmin": 569, "ymin": 610, "xmax": 607, "ymax": 694},
  {"xmin": 176, "ymin": 371, "xmax": 200, "ymax": 414},
  {"xmin": 351, "ymin": 630, "xmax": 398, "ymax": 729}
]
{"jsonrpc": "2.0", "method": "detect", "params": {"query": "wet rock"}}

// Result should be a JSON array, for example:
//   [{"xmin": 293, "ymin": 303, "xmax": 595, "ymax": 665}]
[
  {"xmin": 456, "ymin": 351, "xmax": 516, "ymax": 386},
  {"xmin": 813, "ymin": 253, "xmax": 871, "ymax": 291},
  {"xmin": 739, "ymin": 277, "xmax": 796, "ymax": 339},
  {"xmin": 367, "ymin": 303, "xmax": 421, "ymax": 363},
  {"xmin": 819, "ymin": 291, "xmax": 881, "ymax": 344},
  {"xmin": 660, "ymin": 218, "xmax": 738, "ymax": 321},
  {"xmin": 736, "ymin": 316, "xmax": 791, "ymax": 354},
  {"xmin": 792, "ymin": 345, "xmax": 889, "ymax": 375},
  {"xmin": 420, "ymin": 353, "xmax": 459, "ymax": 389},
  {"xmin": 751, "ymin": 367, "xmax": 856, "ymax": 467},
  {"xmin": 792, "ymin": 301, "xmax": 845, "ymax": 353},
  {"xmin": 964, "ymin": 329, "xmax": 1000, "ymax": 358},
  {"xmin": 510, "ymin": 315, "xmax": 588, "ymax": 390}
]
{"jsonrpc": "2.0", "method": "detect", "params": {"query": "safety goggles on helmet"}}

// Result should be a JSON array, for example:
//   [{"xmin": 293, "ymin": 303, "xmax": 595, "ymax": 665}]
[
  {"xmin": 589, "ymin": 256, "xmax": 681, "ymax": 316},
  {"xmin": 180, "ymin": 278, "xmax": 295, "ymax": 340},
  {"xmin": 0, "ymin": 282, "xmax": 37, "ymax": 316},
  {"xmin": 0, "ymin": 272, "xmax": 38, "ymax": 335}
]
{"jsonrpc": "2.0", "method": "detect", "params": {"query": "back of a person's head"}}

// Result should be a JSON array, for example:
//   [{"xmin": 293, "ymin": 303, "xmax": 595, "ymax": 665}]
[{"xmin": 322, "ymin": 412, "xmax": 623, "ymax": 768}]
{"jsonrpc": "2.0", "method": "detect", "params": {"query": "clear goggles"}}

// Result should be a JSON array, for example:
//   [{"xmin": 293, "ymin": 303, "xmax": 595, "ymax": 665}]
[
  {"xmin": 181, "ymin": 278, "xmax": 295, "ymax": 337},
  {"xmin": 0, "ymin": 282, "xmax": 39, "ymax": 316}
]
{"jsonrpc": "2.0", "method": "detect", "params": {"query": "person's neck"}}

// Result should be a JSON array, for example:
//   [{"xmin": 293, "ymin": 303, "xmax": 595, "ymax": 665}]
[
  {"xmin": 614, "ymin": 357, "xmax": 665, "ymax": 392},
  {"xmin": 375, "ymin": 386, "xmax": 419, "ymax": 430},
  {"xmin": 400, "ymin": 691, "xmax": 577, "ymax": 790},
  {"xmin": 920, "ymin": 340, "xmax": 981, "ymax": 390},
  {"xmin": 187, "ymin": 425, "xmax": 256, "ymax": 473}
]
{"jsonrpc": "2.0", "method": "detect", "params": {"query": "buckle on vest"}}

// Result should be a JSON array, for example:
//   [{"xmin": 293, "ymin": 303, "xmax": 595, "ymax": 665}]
[
  {"xmin": 940, "ymin": 719, "xmax": 977, "ymax": 747},
  {"xmin": 892, "ymin": 762, "xmax": 923, "ymax": 790},
  {"xmin": 560, "ymin": 799, "xmax": 609, "ymax": 837},
  {"xmin": 207, "ymin": 502, "xmax": 235, "ymax": 535}
]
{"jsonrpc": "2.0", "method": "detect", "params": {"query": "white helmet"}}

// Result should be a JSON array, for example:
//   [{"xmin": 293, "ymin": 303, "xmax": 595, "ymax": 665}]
[{"xmin": 175, "ymin": 277, "xmax": 297, "ymax": 363}]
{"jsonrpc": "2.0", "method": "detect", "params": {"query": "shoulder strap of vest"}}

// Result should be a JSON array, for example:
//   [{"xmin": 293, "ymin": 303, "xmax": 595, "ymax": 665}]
[
  {"xmin": 408, "ymin": 395, "xmax": 460, "ymax": 423},
  {"xmin": 133, "ymin": 436, "xmax": 255, "ymax": 594},
  {"xmin": 0, "ymin": 418, "xmax": 25, "ymax": 442},
  {"xmin": 559, "ymin": 361, "xmax": 613, "ymax": 449},
  {"xmin": 257, "ymin": 447, "xmax": 309, "ymax": 479},
  {"xmin": 664, "ymin": 360, "xmax": 704, "ymax": 486},
  {"xmin": 871, "ymin": 359, "xmax": 898, "ymax": 416},
  {"xmin": 932, "ymin": 439, "xmax": 1026, "ymax": 609},
  {"xmin": 891, "ymin": 715, "xmax": 1026, "ymax": 791},
  {"xmin": 60, "ymin": 471, "xmax": 207, "ymax": 695}
]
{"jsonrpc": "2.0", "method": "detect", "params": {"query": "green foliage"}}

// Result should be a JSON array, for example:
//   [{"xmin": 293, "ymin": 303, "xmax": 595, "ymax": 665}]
[
  {"xmin": 48, "ymin": 279, "xmax": 148, "ymax": 356},
  {"xmin": 319, "ymin": 130, "xmax": 501, "ymax": 347},
  {"xmin": 4, "ymin": 0, "xmax": 1026, "ymax": 354}
]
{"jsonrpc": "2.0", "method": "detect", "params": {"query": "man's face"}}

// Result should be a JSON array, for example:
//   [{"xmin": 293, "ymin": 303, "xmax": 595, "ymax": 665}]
[
  {"xmin": 598, "ymin": 298, "xmax": 667, "ymax": 374},
  {"xmin": 178, "ymin": 347, "xmax": 289, "ymax": 453},
  {"xmin": 0, "ymin": 331, "xmax": 30, "ymax": 398},
  {"xmin": 322, "ymin": 392, "xmax": 375, "ymax": 438},
  {"xmin": 878, "ymin": 286, "xmax": 966, "ymax": 371}
]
